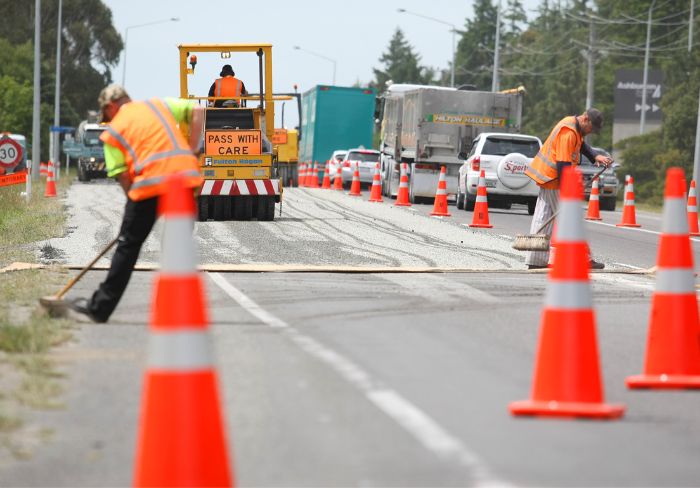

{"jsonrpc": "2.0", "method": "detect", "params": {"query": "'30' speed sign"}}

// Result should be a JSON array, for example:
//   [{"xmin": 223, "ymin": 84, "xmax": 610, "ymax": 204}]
[{"xmin": 0, "ymin": 137, "xmax": 22, "ymax": 169}]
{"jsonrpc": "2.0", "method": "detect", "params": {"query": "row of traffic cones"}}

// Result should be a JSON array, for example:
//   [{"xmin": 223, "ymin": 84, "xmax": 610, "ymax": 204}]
[{"xmin": 510, "ymin": 166, "xmax": 700, "ymax": 421}]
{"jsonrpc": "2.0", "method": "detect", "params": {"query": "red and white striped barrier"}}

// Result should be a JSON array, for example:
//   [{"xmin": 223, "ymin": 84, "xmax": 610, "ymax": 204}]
[{"xmin": 200, "ymin": 179, "xmax": 280, "ymax": 196}]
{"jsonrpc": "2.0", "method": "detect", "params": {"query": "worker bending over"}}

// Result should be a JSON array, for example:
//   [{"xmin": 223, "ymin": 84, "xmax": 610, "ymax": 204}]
[{"xmin": 208, "ymin": 64, "xmax": 247, "ymax": 108}]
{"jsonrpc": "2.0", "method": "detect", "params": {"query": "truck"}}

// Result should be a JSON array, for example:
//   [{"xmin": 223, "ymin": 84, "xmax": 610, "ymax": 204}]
[
  {"xmin": 299, "ymin": 85, "xmax": 376, "ymax": 184},
  {"xmin": 378, "ymin": 85, "xmax": 524, "ymax": 203},
  {"xmin": 74, "ymin": 120, "xmax": 107, "ymax": 182}
]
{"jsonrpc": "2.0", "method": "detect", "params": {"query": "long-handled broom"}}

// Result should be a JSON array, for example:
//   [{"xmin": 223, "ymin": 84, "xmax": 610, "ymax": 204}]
[{"xmin": 512, "ymin": 165, "xmax": 609, "ymax": 251}]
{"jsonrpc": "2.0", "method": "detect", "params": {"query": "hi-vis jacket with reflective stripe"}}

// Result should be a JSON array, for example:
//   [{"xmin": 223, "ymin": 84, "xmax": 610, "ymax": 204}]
[
  {"xmin": 214, "ymin": 76, "xmax": 243, "ymax": 98},
  {"xmin": 525, "ymin": 116, "xmax": 582, "ymax": 190},
  {"xmin": 99, "ymin": 99, "xmax": 202, "ymax": 201}
]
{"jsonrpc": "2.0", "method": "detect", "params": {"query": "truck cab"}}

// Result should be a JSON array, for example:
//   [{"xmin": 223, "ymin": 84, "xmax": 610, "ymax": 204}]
[{"xmin": 75, "ymin": 122, "xmax": 107, "ymax": 182}]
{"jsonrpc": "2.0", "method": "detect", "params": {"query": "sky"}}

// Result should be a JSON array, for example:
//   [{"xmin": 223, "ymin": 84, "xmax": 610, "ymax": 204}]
[{"xmin": 102, "ymin": 0, "xmax": 540, "ymax": 128}]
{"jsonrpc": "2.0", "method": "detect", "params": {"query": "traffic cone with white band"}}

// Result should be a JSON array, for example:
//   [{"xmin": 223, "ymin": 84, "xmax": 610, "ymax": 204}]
[
  {"xmin": 298, "ymin": 162, "xmax": 306, "ymax": 187},
  {"xmin": 134, "ymin": 175, "xmax": 233, "ymax": 486},
  {"xmin": 348, "ymin": 161, "xmax": 362, "ymax": 196},
  {"xmin": 687, "ymin": 180, "xmax": 700, "ymax": 236},
  {"xmin": 308, "ymin": 161, "xmax": 320, "ymax": 188},
  {"xmin": 617, "ymin": 176, "xmax": 641, "ymax": 227},
  {"xmin": 510, "ymin": 166, "xmax": 625, "ymax": 419},
  {"xmin": 394, "ymin": 163, "xmax": 411, "ymax": 207},
  {"xmin": 321, "ymin": 161, "xmax": 331, "ymax": 189},
  {"xmin": 369, "ymin": 163, "xmax": 383, "ymax": 202},
  {"xmin": 469, "ymin": 170, "xmax": 492, "ymax": 228},
  {"xmin": 626, "ymin": 167, "xmax": 700, "ymax": 389},
  {"xmin": 430, "ymin": 166, "xmax": 451, "ymax": 217},
  {"xmin": 44, "ymin": 160, "xmax": 57, "ymax": 197},
  {"xmin": 585, "ymin": 177, "xmax": 602, "ymax": 221},
  {"xmin": 333, "ymin": 165, "xmax": 343, "ymax": 191},
  {"xmin": 39, "ymin": 161, "xmax": 48, "ymax": 178}
]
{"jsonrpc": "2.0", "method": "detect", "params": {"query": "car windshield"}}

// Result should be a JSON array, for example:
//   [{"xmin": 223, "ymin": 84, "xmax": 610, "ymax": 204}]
[
  {"xmin": 84, "ymin": 130, "xmax": 105, "ymax": 146},
  {"xmin": 347, "ymin": 151, "xmax": 379, "ymax": 162},
  {"xmin": 481, "ymin": 137, "xmax": 539, "ymax": 158}
]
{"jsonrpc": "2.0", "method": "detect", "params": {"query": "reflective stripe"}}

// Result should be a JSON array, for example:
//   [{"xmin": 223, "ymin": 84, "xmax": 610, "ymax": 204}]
[
  {"xmin": 526, "ymin": 163, "xmax": 555, "ymax": 184},
  {"xmin": 162, "ymin": 217, "xmax": 197, "ymax": 273},
  {"xmin": 106, "ymin": 126, "xmax": 138, "ymax": 164},
  {"xmin": 475, "ymin": 195, "xmax": 488, "ymax": 203},
  {"xmin": 624, "ymin": 199, "xmax": 635, "ymax": 206},
  {"xmin": 131, "ymin": 169, "xmax": 200, "ymax": 191},
  {"xmin": 237, "ymin": 181, "xmax": 249, "ymax": 195},
  {"xmin": 545, "ymin": 281, "xmax": 592, "ymax": 309},
  {"xmin": 555, "ymin": 201, "xmax": 585, "ymax": 241},
  {"xmin": 148, "ymin": 329, "xmax": 213, "ymax": 370},
  {"xmin": 688, "ymin": 205, "xmax": 697, "ymax": 212},
  {"xmin": 135, "ymin": 148, "xmax": 193, "ymax": 174},
  {"xmin": 436, "ymin": 188, "xmax": 447, "ymax": 195},
  {"xmin": 589, "ymin": 194, "xmax": 599, "ymax": 201},
  {"xmin": 254, "ymin": 180, "xmax": 266, "ymax": 194},
  {"xmin": 662, "ymin": 198, "xmax": 689, "ymax": 234},
  {"xmin": 144, "ymin": 99, "xmax": 181, "ymax": 150},
  {"xmin": 655, "ymin": 268, "xmax": 696, "ymax": 294}
]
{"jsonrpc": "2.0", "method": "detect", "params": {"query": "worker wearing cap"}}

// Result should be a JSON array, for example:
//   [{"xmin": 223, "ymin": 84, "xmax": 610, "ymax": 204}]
[
  {"xmin": 208, "ymin": 64, "xmax": 247, "ymax": 108},
  {"xmin": 68, "ymin": 84, "xmax": 204, "ymax": 322},
  {"xmin": 524, "ymin": 108, "xmax": 612, "ymax": 270}
]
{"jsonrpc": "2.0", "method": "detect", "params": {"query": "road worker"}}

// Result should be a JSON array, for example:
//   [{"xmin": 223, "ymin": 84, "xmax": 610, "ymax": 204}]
[
  {"xmin": 524, "ymin": 107, "xmax": 612, "ymax": 270},
  {"xmin": 67, "ymin": 84, "xmax": 204, "ymax": 322},
  {"xmin": 208, "ymin": 64, "xmax": 247, "ymax": 108}
]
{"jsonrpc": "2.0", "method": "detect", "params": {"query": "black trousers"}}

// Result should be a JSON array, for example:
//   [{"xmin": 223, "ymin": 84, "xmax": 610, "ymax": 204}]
[{"xmin": 88, "ymin": 196, "xmax": 158, "ymax": 322}]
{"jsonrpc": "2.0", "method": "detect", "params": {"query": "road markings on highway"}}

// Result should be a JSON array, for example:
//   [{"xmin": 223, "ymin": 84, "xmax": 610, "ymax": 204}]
[
  {"xmin": 378, "ymin": 273, "xmax": 499, "ymax": 304},
  {"xmin": 587, "ymin": 220, "xmax": 700, "ymax": 243},
  {"xmin": 208, "ymin": 272, "xmax": 505, "ymax": 487}
]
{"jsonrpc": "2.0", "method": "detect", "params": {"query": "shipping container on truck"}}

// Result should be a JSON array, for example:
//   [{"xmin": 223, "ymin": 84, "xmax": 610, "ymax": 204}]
[{"xmin": 299, "ymin": 85, "xmax": 376, "ymax": 185}]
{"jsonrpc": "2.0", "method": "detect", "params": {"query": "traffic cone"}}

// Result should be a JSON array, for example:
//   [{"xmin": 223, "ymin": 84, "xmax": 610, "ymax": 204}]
[
  {"xmin": 303, "ymin": 161, "xmax": 311, "ymax": 187},
  {"xmin": 40, "ymin": 161, "xmax": 48, "ymax": 178},
  {"xmin": 369, "ymin": 163, "xmax": 383, "ymax": 202},
  {"xmin": 321, "ymin": 161, "xmax": 331, "ymax": 189},
  {"xmin": 44, "ymin": 160, "xmax": 57, "ymax": 197},
  {"xmin": 348, "ymin": 161, "xmax": 362, "ymax": 196},
  {"xmin": 585, "ymin": 176, "xmax": 602, "ymax": 221},
  {"xmin": 394, "ymin": 163, "xmax": 411, "ymax": 207},
  {"xmin": 134, "ymin": 175, "xmax": 232, "ymax": 487},
  {"xmin": 617, "ymin": 176, "xmax": 641, "ymax": 227},
  {"xmin": 687, "ymin": 180, "xmax": 700, "ymax": 236},
  {"xmin": 297, "ymin": 162, "xmax": 305, "ymax": 187},
  {"xmin": 469, "ymin": 170, "xmax": 492, "ymax": 228},
  {"xmin": 308, "ymin": 161, "xmax": 320, "ymax": 188},
  {"xmin": 430, "ymin": 166, "xmax": 451, "ymax": 216},
  {"xmin": 333, "ymin": 165, "xmax": 343, "ymax": 191},
  {"xmin": 509, "ymin": 167, "xmax": 625, "ymax": 419},
  {"xmin": 626, "ymin": 167, "xmax": 700, "ymax": 389}
]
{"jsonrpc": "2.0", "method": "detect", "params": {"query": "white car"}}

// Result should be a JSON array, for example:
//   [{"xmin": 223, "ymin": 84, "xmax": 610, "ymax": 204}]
[
  {"xmin": 341, "ymin": 148, "xmax": 381, "ymax": 187},
  {"xmin": 457, "ymin": 133, "xmax": 542, "ymax": 215},
  {"xmin": 328, "ymin": 149, "xmax": 347, "ymax": 179}
]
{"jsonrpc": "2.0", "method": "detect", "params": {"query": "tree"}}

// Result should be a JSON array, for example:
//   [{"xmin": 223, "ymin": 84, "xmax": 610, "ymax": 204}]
[
  {"xmin": 372, "ymin": 28, "xmax": 434, "ymax": 91},
  {"xmin": 454, "ymin": 0, "xmax": 498, "ymax": 90}
]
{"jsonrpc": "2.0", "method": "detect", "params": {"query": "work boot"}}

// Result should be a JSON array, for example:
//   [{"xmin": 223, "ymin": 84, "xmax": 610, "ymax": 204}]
[
  {"xmin": 66, "ymin": 297, "xmax": 103, "ymax": 323},
  {"xmin": 589, "ymin": 259, "xmax": 605, "ymax": 270},
  {"xmin": 527, "ymin": 264, "xmax": 548, "ymax": 270}
]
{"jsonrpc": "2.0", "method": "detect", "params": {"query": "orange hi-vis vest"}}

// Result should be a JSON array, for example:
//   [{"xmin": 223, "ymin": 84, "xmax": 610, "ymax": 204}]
[
  {"xmin": 99, "ymin": 99, "xmax": 202, "ymax": 201},
  {"xmin": 525, "ymin": 116, "xmax": 582, "ymax": 190},
  {"xmin": 214, "ymin": 76, "xmax": 243, "ymax": 98}
]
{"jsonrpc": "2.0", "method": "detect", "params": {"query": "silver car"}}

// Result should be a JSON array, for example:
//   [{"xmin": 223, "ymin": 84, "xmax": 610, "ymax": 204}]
[
  {"xmin": 579, "ymin": 148, "xmax": 619, "ymax": 211},
  {"xmin": 341, "ymin": 148, "xmax": 381, "ymax": 188}
]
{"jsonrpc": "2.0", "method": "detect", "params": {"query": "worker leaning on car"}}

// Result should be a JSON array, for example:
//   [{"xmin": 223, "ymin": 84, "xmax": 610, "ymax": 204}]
[{"xmin": 524, "ymin": 108, "xmax": 612, "ymax": 270}]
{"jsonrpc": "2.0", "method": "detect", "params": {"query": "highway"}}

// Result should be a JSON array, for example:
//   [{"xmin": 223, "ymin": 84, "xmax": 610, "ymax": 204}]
[{"xmin": 4, "ymin": 182, "xmax": 700, "ymax": 486}]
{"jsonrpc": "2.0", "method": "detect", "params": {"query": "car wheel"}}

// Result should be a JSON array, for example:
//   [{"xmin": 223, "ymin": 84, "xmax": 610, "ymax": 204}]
[
  {"xmin": 600, "ymin": 196, "xmax": 617, "ymax": 212},
  {"xmin": 456, "ymin": 184, "xmax": 465, "ymax": 210},
  {"xmin": 501, "ymin": 201, "xmax": 512, "ymax": 210},
  {"xmin": 527, "ymin": 200, "xmax": 536, "ymax": 215},
  {"xmin": 212, "ymin": 197, "xmax": 226, "ymax": 221},
  {"xmin": 408, "ymin": 175, "xmax": 416, "ymax": 204},
  {"xmin": 197, "ymin": 195, "xmax": 210, "ymax": 221},
  {"xmin": 465, "ymin": 196, "xmax": 475, "ymax": 211}
]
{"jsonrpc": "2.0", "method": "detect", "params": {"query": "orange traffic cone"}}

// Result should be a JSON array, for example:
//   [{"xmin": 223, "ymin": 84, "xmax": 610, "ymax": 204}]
[
  {"xmin": 44, "ymin": 160, "xmax": 57, "ymax": 197},
  {"xmin": 510, "ymin": 167, "xmax": 625, "ymax": 419},
  {"xmin": 303, "ymin": 161, "xmax": 311, "ymax": 187},
  {"xmin": 39, "ymin": 161, "xmax": 48, "ymax": 178},
  {"xmin": 298, "ymin": 162, "xmax": 306, "ymax": 187},
  {"xmin": 333, "ymin": 165, "xmax": 343, "ymax": 191},
  {"xmin": 617, "ymin": 175, "xmax": 641, "ymax": 227},
  {"xmin": 469, "ymin": 170, "xmax": 492, "ymax": 228},
  {"xmin": 394, "ymin": 163, "xmax": 411, "ymax": 207},
  {"xmin": 134, "ymin": 175, "xmax": 233, "ymax": 487},
  {"xmin": 321, "ymin": 161, "xmax": 331, "ymax": 189},
  {"xmin": 348, "ymin": 161, "xmax": 362, "ymax": 196},
  {"xmin": 430, "ymin": 166, "xmax": 451, "ymax": 217},
  {"xmin": 626, "ymin": 167, "xmax": 700, "ymax": 389},
  {"xmin": 585, "ymin": 176, "xmax": 602, "ymax": 221},
  {"xmin": 687, "ymin": 180, "xmax": 700, "ymax": 236},
  {"xmin": 308, "ymin": 161, "xmax": 320, "ymax": 188},
  {"xmin": 369, "ymin": 163, "xmax": 383, "ymax": 202}
]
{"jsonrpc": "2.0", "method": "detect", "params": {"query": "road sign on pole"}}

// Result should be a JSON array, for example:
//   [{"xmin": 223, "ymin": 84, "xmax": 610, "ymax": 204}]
[
  {"xmin": 0, "ymin": 137, "xmax": 23, "ymax": 170},
  {"xmin": 614, "ymin": 69, "xmax": 664, "ymax": 123}
]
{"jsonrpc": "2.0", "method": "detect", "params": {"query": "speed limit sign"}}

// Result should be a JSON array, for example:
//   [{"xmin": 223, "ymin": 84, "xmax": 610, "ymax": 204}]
[{"xmin": 0, "ymin": 137, "xmax": 23, "ymax": 170}]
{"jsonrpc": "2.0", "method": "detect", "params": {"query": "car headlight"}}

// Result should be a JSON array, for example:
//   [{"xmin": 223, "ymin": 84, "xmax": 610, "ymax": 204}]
[{"xmin": 89, "ymin": 157, "xmax": 96, "ymax": 163}]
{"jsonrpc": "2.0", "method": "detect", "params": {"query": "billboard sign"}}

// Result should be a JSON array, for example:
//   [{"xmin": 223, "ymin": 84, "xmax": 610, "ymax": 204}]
[{"xmin": 614, "ymin": 69, "xmax": 663, "ymax": 122}]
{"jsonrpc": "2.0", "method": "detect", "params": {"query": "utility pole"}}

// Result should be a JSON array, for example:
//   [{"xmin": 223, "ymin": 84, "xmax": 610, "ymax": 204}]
[
  {"xmin": 31, "ymin": 0, "xmax": 41, "ymax": 190},
  {"xmin": 693, "ymin": 88, "xmax": 700, "ymax": 183},
  {"xmin": 583, "ymin": 21, "xmax": 596, "ymax": 109},
  {"xmin": 690, "ymin": 0, "xmax": 695, "ymax": 53},
  {"xmin": 52, "ymin": 0, "xmax": 62, "ymax": 180},
  {"xmin": 640, "ymin": 0, "xmax": 656, "ymax": 135},
  {"xmin": 492, "ymin": 1, "xmax": 501, "ymax": 92}
]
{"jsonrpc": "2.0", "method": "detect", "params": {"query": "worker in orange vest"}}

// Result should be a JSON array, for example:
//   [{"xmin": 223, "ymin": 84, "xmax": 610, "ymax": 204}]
[
  {"xmin": 524, "ymin": 108, "xmax": 612, "ymax": 270},
  {"xmin": 208, "ymin": 64, "xmax": 247, "ymax": 108},
  {"xmin": 67, "ymin": 84, "xmax": 204, "ymax": 322}
]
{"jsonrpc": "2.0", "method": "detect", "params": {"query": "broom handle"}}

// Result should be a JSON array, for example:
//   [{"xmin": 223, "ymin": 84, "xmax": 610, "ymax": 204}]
[
  {"xmin": 56, "ymin": 237, "xmax": 119, "ymax": 299},
  {"xmin": 532, "ymin": 165, "xmax": 610, "ymax": 235}
]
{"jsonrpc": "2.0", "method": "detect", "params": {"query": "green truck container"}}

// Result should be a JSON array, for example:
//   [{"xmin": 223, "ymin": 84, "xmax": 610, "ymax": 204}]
[{"xmin": 299, "ymin": 86, "xmax": 376, "ymax": 174}]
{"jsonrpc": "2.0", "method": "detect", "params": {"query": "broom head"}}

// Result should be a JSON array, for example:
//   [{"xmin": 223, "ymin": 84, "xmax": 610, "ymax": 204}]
[{"xmin": 512, "ymin": 233, "xmax": 550, "ymax": 251}]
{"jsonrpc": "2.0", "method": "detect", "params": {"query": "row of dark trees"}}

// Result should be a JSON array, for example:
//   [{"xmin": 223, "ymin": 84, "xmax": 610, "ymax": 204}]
[{"xmin": 372, "ymin": 0, "xmax": 700, "ymax": 204}]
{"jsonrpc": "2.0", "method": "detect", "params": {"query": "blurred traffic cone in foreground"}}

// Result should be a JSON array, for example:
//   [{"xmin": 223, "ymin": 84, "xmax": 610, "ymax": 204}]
[
  {"xmin": 348, "ymin": 162, "xmax": 362, "ymax": 196},
  {"xmin": 585, "ymin": 177, "xmax": 602, "ymax": 221},
  {"xmin": 369, "ymin": 163, "xmax": 383, "ymax": 202},
  {"xmin": 617, "ymin": 176, "xmax": 641, "ymax": 227},
  {"xmin": 626, "ymin": 168, "xmax": 700, "ymax": 389},
  {"xmin": 44, "ymin": 160, "xmax": 57, "ymax": 197},
  {"xmin": 134, "ymin": 175, "xmax": 233, "ymax": 487},
  {"xmin": 394, "ymin": 163, "xmax": 411, "ymax": 207},
  {"xmin": 687, "ymin": 180, "xmax": 700, "ymax": 236},
  {"xmin": 510, "ymin": 167, "xmax": 625, "ymax": 419},
  {"xmin": 430, "ymin": 166, "xmax": 451, "ymax": 217},
  {"xmin": 321, "ymin": 161, "xmax": 331, "ymax": 189},
  {"xmin": 333, "ymin": 165, "xmax": 343, "ymax": 191},
  {"xmin": 308, "ymin": 161, "xmax": 320, "ymax": 188},
  {"xmin": 469, "ymin": 170, "xmax": 492, "ymax": 228}
]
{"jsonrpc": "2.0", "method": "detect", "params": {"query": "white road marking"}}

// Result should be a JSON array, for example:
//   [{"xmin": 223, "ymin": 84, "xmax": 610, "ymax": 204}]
[
  {"xmin": 208, "ymin": 272, "xmax": 504, "ymax": 487},
  {"xmin": 379, "ymin": 273, "xmax": 499, "ymax": 304},
  {"xmin": 586, "ymin": 220, "xmax": 700, "ymax": 243},
  {"xmin": 611, "ymin": 262, "xmax": 644, "ymax": 270}
]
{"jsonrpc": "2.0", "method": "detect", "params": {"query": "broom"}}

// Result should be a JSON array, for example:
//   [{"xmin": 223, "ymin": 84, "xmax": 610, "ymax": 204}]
[{"xmin": 512, "ymin": 165, "xmax": 609, "ymax": 251}]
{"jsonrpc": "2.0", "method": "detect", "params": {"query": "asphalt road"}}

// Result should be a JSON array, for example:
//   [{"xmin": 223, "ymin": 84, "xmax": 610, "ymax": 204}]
[{"xmin": 4, "ymin": 181, "xmax": 700, "ymax": 486}]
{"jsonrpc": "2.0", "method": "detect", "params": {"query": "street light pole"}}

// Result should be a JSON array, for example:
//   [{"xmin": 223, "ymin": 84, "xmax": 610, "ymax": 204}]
[
  {"xmin": 52, "ymin": 0, "xmax": 62, "ymax": 179},
  {"xmin": 640, "ymin": 0, "xmax": 656, "ymax": 135},
  {"xmin": 121, "ymin": 17, "xmax": 179, "ymax": 87},
  {"xmin": 31, "ymin": 0, "xmax": 41, "ymax": 189},
  {"xmin": 293, "ymin": 46, "xmax": 337, "ymax": 85},
  {"xmin": 492, "ymin": 1, "xmax": 501, "ymax": 92}
]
